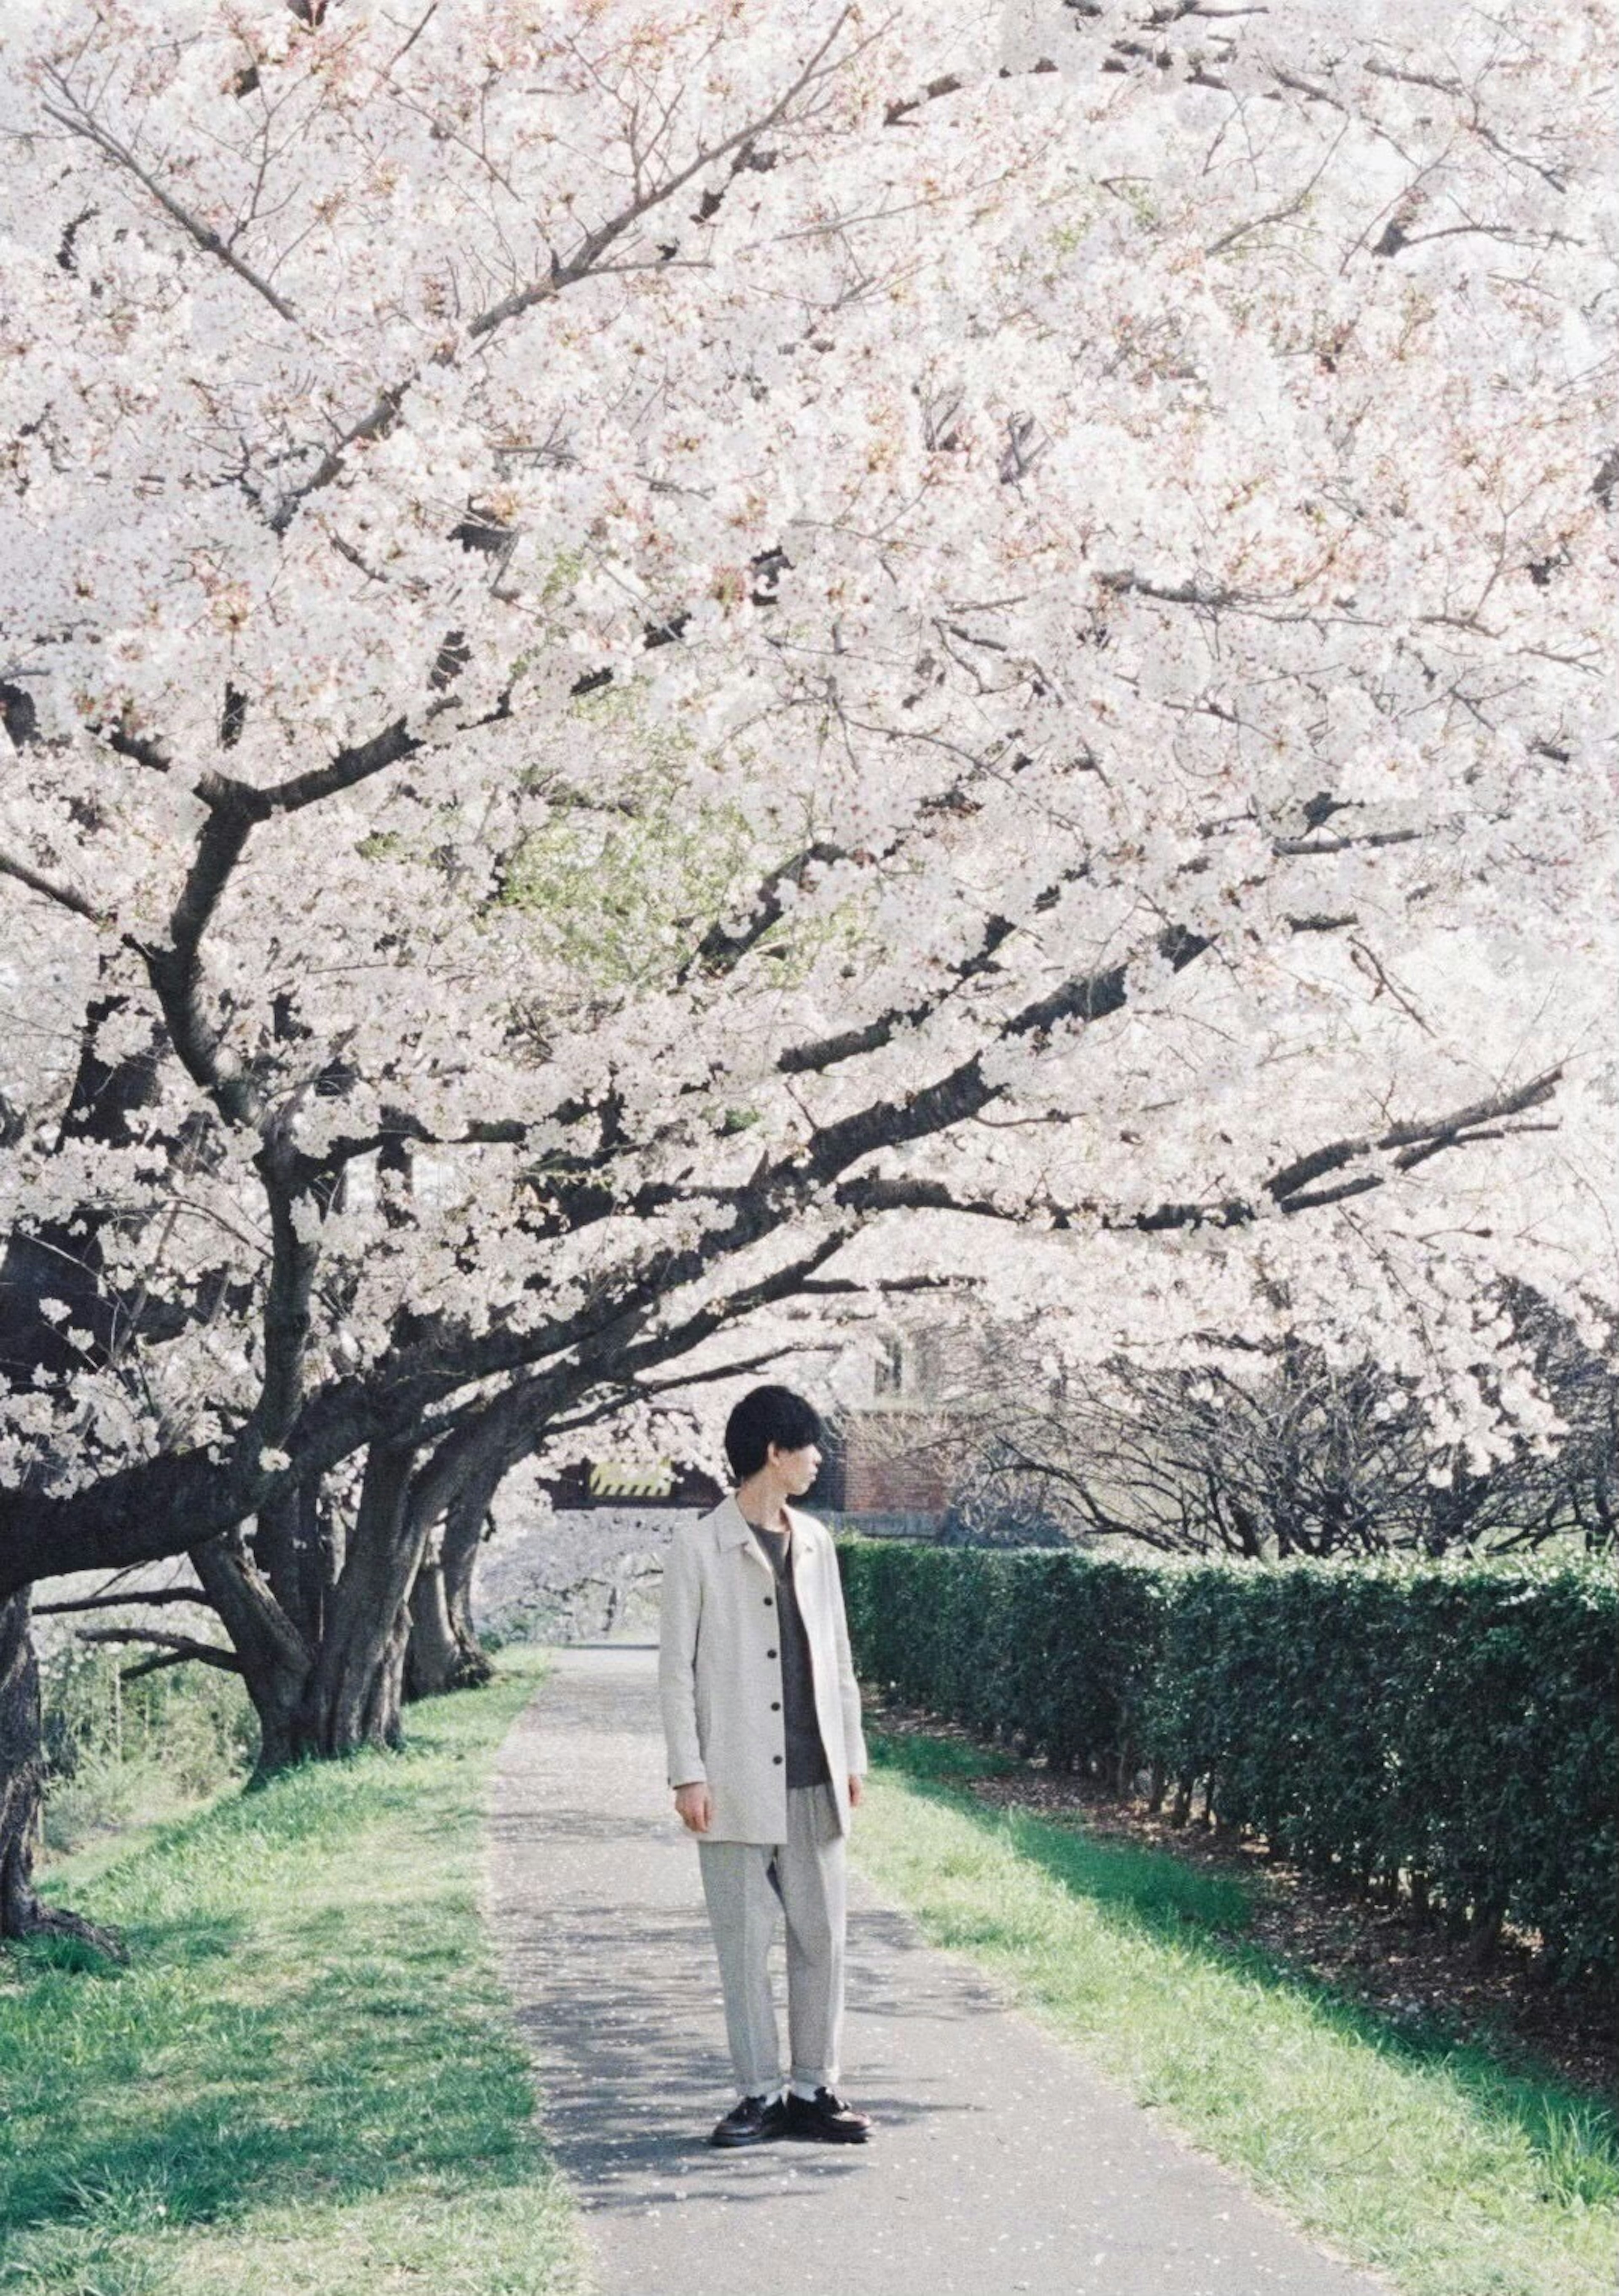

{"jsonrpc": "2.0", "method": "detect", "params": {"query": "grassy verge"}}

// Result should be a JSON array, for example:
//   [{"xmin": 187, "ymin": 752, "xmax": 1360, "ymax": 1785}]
[
  {"xmin": 855, "ymin": 1731, "xmax": 1618, "ymax": 2296},
  {"xmin": 37, "ymin": 1632, "xmax": 259, "ymax": 1855},
  {"xmin": 0, "ymin": 1651, "xmax": 586, "ymax": 2296}
]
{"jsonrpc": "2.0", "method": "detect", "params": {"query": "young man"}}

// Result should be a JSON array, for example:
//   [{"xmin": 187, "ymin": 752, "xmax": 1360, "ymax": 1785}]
[{"xmin": 657, "ymin": 1384, "xmax": 873, "ymax": 2149}]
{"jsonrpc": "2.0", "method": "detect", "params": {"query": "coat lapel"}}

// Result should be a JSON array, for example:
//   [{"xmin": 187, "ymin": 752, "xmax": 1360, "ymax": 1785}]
[
  {"xmin": 714, "ymin": 1492, "xmax": 776, "ymax": 1579},
  {"xmin": 713, "ymin": 1494, "xmax": 823, "ymax": 1590},
  {"xmin": 783, "ymin": 1503, "xmax": 825, "ymax": 1623}
]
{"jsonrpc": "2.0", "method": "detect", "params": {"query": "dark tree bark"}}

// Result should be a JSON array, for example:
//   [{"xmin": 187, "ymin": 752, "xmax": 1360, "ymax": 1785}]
[
  {"xmin": 190, "ymin": 1526, "xmax": 312, "ymax": 1774},
  {"xmin": 0, "ymin": 988, "xmax": 180, "ymax": 1953},
  {"xmin": 190, "ymin": 1436, "xmax": 430, "ymax": 1771},
  {"xmin": 0, "ymin": 1590, "xmax": 125, "ymax": 1955},
  {"xmin": 404, "ymin": 1447, "xmax": 501, "ymax": 1701},
  {"xmin": 403, "ymin": 1550, "xmax": 464, "ymax": 1702},
  {"xmin": 441, "ymin": 1473, "xmax": 498, "ymax": 1685},
  {"xmin": 294, "ymin": 1435, "xmax": 421, "ymax": 1755}
]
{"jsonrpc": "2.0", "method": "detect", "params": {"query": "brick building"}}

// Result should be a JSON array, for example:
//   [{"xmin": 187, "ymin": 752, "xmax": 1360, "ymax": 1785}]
[{"xmin": 810, "ymin": 1327, "xmax": 960, "ymax": 1535}]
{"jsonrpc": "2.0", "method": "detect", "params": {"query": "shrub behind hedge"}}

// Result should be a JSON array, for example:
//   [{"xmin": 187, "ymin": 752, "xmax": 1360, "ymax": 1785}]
[{"xmin": 837, "ymin": 1540, "xmax": 1616, "ymax": 1983}]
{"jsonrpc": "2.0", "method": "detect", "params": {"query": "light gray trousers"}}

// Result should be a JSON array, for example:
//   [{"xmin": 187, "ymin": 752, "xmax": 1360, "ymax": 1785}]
[{"xmin": 696, "ymin": 1781, "xmax": 847, "ymax": 2096}]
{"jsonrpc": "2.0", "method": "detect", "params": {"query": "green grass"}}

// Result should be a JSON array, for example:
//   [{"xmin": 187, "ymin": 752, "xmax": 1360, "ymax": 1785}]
[
  {"xmin": 38, "ymin": 1635, "xmax": 260, "ymax": 1854},
  {"xmin": 856, "ymin": 1730, "xmax": 1619, "ymax": 2296},
  {"xmin": 0, "ymin": 1652, "xmax": 586, "ymax": 2296}
]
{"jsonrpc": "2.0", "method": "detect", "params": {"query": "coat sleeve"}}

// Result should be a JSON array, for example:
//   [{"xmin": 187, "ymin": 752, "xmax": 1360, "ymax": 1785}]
[
  {"xmin": 657, "ymin": 1527, "xmax": 706, "ymax": 1789},
  {"xmin": 829, "ymin": 1545, "xmax": 868, "ymax": 1776}
]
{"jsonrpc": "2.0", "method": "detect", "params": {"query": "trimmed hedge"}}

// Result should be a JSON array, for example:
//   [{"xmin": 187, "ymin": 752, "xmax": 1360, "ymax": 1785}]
[{"xmin": 838, "ymin": 1539, "xmax": 1617, "ymax": 1983}]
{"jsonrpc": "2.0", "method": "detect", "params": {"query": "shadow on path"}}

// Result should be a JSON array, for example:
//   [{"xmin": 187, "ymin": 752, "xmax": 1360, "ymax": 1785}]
[{"xmin": 487, "ymin": 1646, "xmax": 1393, "ymax": 2296}]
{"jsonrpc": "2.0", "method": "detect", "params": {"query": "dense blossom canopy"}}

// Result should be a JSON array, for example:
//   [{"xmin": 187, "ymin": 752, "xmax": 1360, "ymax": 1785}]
[{"xmin": 0, "ymin": 0, "xmax": 1614, "ymax": 1544}]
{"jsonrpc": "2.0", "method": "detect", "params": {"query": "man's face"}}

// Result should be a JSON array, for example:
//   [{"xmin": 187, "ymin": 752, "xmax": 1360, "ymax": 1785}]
[{"xmin": 771, "ymin": 1440, "xmax": 821, "ymax": 1494}]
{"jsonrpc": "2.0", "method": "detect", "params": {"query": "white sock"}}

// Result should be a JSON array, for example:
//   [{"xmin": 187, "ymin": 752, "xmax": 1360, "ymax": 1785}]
[{"xmin": 789, "ymin": 2078, "xmax": 825, "ymax": 2101}]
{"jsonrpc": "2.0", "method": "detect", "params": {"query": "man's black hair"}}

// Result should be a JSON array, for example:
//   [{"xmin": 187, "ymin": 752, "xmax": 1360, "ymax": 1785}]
[{"xmin": 723, "ymin": 1384, "xmax": 823, "ymax": 1480}]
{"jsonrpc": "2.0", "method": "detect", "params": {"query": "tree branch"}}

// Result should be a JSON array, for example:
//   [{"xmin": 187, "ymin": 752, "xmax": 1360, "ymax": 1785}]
[
  {"xmin": 1267, "ymin": 1067, "xmax": 1563, "ymax": 1204},
  {"xmin": 131, "ymin": 716, "xmax": 425, "ymax": 1125},
  {"xmin": 268, "ymin": 11, "xmax": 858, "ymax": 535},
  {"xmin": 33, "ymin": 1588, "xmax": 218, "ymax": 1617},
  {"xmin": 835, "ymin": 1067, "xmax": 1565, "ymax": 1236},
  {"xmin": 0, "ymin": 850, "xmax": 104, "ymax": 925},
  {"xmin": 73, "ymin": 1625, "xmax": 244, "ymax": 1673},
  {"xmin": 38, "ymin": 65, "xmax": 304, "ymax": 324}
]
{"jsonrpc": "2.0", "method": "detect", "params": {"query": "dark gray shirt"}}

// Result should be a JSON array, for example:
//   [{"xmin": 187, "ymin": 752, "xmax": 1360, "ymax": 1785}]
[{"xmin": 750, "ymin": 1521, "xmax": 832, "ymax": 1789}]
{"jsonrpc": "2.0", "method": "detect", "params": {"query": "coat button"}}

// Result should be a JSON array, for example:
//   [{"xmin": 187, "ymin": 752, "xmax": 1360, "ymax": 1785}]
[
  {"xmin": 771, "ymin": 1701, "xmax": 781, "ymax": 1712},
  {"xmin": 766, "ymin": 1648, "xmax": 777, "ymax": 1659},
  {"xmin": 773, "ymin": 1754, "xmax": 783, "ymax": 1765},
  {"xmin": 763, "ymin": 1596, "xmax": 773, "ymax": 1607}
]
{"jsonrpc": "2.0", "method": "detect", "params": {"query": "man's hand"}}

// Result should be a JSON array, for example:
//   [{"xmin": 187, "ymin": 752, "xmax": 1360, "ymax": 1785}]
[
  {"xmin": 848, "ymin": 1774, "xmax": 863, "ymax": 1810},
  {"xmin": 674, "ymin": 1782, "xmax": 713, "ymax": 1834}
]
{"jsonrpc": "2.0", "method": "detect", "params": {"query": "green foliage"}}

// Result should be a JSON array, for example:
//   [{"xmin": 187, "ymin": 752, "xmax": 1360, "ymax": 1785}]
[
  {"xmin": 353, "ymin": 828, "xmax": 406, "ymax": 861},
  {"xmin": 500, "ymin": 775, "xmax": 757, "ymax": 991},
  {"xmin": 499, "ymin": 689, "xmax": 871, "ymax": 996},
  {"xmin": 38, "ymin": 1637, "xmax": 258, "ymax": 1852},
  {"xmin": 838, "ymin": 1540, "xmax": 1618, "ymax": 1982}
]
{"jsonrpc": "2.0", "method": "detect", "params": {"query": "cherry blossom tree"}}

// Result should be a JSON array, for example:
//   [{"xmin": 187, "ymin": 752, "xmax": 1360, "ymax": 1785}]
[
  {"xmin": 1, "ymin": 0, "xmax": 1615, "ymax": 1926},
  {"xmin": 914, "ymin": 1287, "xmax": 1617, "ymax": 1556}
]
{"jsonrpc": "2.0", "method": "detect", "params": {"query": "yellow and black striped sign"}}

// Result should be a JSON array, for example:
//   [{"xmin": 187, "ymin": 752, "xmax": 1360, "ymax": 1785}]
[{"xmin": 586, "ymin": 1459, "xmax": 675, "ymax": 1499}]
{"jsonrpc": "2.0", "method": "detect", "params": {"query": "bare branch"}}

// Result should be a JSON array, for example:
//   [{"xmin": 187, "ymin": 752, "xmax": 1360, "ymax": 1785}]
[
  {"xmin": 34, "ymin": 1588, "xmax": 218, "ymax": 1617},
  {"xmin": 1206, "ymin": 118, "xmax": 1352, "ymax": 256},
  {"xmin": 73, "ymin": 1625, "xmax": 244, "ymax": 1673}
]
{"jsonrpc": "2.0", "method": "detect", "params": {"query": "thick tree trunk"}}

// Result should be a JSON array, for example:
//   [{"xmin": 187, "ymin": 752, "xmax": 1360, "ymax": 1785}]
[
  {"xmin": 188, "ymin": 1436, "xmax": 431, "ymax": 1770},
  {"xmin": 191, "ymin": 1526, "xmax": 311, "ymax": 1773},
  {"xmin": 441, "ymin": 1481, "xmax": 497, "ymax": 1685},
  {"xmin": 0, "ymin": 1590, "xmax": 125, "ymax": 1957},
  {"xmin": 403, "ymin": 1551, "xmax": 463, "ymax": 1700},
  {"xmin": 404, "ymin": 1450, "xmax": 499, "ymax": 1701},
  {"xmin": 293, "ymin": 1436, "xmax": 421, "ymax": 1755}
]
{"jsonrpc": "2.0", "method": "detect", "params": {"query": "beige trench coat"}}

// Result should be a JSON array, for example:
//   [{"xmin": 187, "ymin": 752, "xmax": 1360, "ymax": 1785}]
[{"xmin": 657, "ymin": 1493, "xmax": 868, "ymax": 1844}]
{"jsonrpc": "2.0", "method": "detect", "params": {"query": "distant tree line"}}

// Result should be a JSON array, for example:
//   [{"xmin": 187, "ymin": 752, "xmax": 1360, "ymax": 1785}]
[{"xmin": 930, "ymin": 1289, "xmax": 1616, "ymax": 1560}]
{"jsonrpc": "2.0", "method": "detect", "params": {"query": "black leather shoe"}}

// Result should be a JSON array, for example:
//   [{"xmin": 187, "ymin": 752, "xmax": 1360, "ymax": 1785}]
[
  {"xmin": 785, "ymin": 2086, "xmax": 873, "ymax": 2143},
  {"xmin": 709, "ymin": 2092, "xmax": 789, "ymax": 2148}
]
